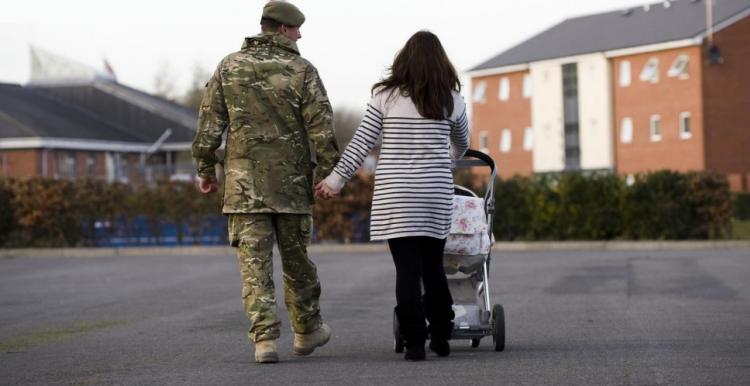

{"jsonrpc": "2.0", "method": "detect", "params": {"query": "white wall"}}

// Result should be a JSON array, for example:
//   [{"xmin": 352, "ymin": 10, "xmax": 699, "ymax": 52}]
[
  {"xmin": 577, "ymin": 54, "xmax": 614, "ymax": 170},
  {"xmin": 529, "ymin": 53, "xmax": 614, "ymax": 172},
  {"xmin": 530, "ymin": 62, "xmax": 564, "ymax": 172}
]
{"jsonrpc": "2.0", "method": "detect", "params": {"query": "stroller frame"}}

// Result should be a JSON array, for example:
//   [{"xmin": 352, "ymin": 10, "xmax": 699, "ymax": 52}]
[{"xmin": 393, "ymin": 149, "xmax": 505, "ymax": 352}]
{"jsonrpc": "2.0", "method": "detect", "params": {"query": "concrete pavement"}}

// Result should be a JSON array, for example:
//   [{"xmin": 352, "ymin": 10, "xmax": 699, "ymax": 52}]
[{"xmin": 1, "ymin": 247, "xmax": 749, "ymax": 385}]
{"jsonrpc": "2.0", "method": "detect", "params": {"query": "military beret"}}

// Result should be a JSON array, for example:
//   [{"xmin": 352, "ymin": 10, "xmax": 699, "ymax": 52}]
[{"xmin": 262, "ymin": 1, "xmax": 305, "ymax": 27}]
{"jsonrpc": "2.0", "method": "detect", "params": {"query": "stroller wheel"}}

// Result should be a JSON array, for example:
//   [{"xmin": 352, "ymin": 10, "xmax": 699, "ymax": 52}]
[
  {"xmin": 491, "ymin": 304, "xmax": 506, "ymax": 352},
  {"xmin": 393, "ymin": 309, "xmax": 404, "ymax": 353},
  {"xmin": 471, "ymin": 338, "xmax": 481, "ymax": 348}
]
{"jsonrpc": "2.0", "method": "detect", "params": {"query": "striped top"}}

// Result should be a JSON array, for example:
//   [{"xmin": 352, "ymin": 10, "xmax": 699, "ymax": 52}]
[{"xmin": 327, "ymin": 89, "xmax": 470, "ymax": 240}]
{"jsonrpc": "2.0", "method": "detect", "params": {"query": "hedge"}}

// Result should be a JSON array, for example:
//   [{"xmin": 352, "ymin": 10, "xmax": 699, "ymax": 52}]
[
  {"xmin": 0, "ymin": 170, "xmax": 738, "ymax": 247},
  {"xmin": 0, "ymin": 178, "xmax": 224, "ymax": 247},
  {"xmin": 493, "ymin": 170, "xmax": 733, "ymax": 240},
  {"xmin": 734, "ymin": 193, "xmax": 750, "ymax": 221}
]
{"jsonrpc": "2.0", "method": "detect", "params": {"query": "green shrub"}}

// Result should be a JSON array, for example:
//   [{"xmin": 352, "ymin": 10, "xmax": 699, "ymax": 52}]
[
  {"xmin": 622, "ymin": 171, "xmax": 732, "ymax": 239},
  {"xmin": 313, "ymin": 174, "xmax": 373, "ymax": 242},
  {"xmin": 73, "ymin": 179, "xmax": 128, "ymax": 246},
  {"xmin": 0, "ymin": 180, "xmax": 14, "ymax": 245},
  {"xmin": 9, "ymin": 178, "xmax": 82, "ymax": 246},
  {"xmin": 734, "ymin": 193, "xmax": 750, "ymax": 220},
  {"xmin": 492, "ymin": 170, "xmax": 731, "ymax": 241},
  {"xmin": 622, "ymin": 171, "xmax": 689, "ymax": 239},
  {"xmin": 0, "ymin": 169, "xmax": 736, "ymax": 247},
  {"xmin": 555, "ymin": 172, "xmax": 625, "ymax": 240},
  {"xmin": 683, "ymin": 172, "xmax": 732, "ymax": 238},
  {"xmin": 493, "ymin": 176, "xmax": 533, "ymax": 240}
]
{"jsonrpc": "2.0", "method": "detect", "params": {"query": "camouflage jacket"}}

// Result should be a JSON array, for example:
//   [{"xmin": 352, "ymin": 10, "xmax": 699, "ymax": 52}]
[{"xmin": 192, "ymin": 32, "xmax": 340, "ymax": 214}]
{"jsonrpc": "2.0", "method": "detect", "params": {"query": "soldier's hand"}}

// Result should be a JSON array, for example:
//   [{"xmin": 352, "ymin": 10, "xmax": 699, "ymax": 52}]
[{"xmin": 198, "ymin": 177, "xmax": 218, "ymax": 194}]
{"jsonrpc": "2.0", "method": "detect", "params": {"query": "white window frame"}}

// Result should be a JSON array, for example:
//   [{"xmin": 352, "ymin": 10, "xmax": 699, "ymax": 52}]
[
  {"xmin": 640, "ymin": 57, "xmax": 660, "ymax": 83},
  {"xmin": 473, "ymin": 81, "xmax": 487, "ymax": 103},
  {"xmin": 498, "ymin": 77, "xmax": 510, "ymax": 101},
  {"xmin": 668, "ymin": 54, "xmax": 690, "ymax": 79},
  {"xmin": 620, "ymin": 117, "xmax": 633, "ymax": 144},
  {"xmin": 650, "ymin": 114, "xmax": 662, "ymax": 142},
  {"xmin": 479, "ymin": 130, "xmax": 489, "ymax": 153},
  {"xmin": 619, "ymin": 60, "xmax": 631, "ymax": 87},
  {"xmin": 523, "ymin": 127, "xmax": 533, "ymax": 151},
  {"xmin": 522, "ymin": 74, "xmax": 532, "ymax": 98},
  {"xmin": 86, "ymin": 153, "xmax": 96, "ymax": 176},
  {"xmin": 500, "ymin": 129, "xmax": 512, "ymax": 153},
  {"xmin": 679, "ymin": 112, "xmax": 692, "ymax": 139},
  {"xmin": 55, "ymin": 152, "xmax": 76, "ymax": 179}
]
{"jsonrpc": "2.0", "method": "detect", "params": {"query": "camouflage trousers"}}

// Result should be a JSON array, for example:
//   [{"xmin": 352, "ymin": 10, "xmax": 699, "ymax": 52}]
[{"xmin": 228, "ymin": 213, "xmax": 322, "ymax": 343}]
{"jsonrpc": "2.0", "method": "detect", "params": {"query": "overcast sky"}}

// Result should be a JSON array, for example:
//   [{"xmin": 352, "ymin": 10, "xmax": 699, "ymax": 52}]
[{"xmin": 1, "ymin": 0, "xmax": 646, "ymax": 110}]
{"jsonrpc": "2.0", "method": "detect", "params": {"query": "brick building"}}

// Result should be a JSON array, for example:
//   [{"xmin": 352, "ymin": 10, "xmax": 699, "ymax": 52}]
[
  {"xmin": 467, "ymin": 0, "xmax": 750, "ymax": 191},
  {"xmin": 0, "ymin": 48, "xmax": 197, "ymax": 183}
]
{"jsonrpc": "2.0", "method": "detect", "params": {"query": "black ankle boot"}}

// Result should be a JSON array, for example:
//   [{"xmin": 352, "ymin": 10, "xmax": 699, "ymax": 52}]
[
  {"xmin": 404, "ymin": 344, "xmax": 426, "ymax": 361},
  {"xmin": 429, "ymin": 339, "xmax": 450, "ymax": 357}
]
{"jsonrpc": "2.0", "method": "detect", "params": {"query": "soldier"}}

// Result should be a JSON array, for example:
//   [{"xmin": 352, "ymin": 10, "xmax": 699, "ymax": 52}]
[{"xmin": 192, "ymin": 1, "xmax": 340, "ymax": 364}]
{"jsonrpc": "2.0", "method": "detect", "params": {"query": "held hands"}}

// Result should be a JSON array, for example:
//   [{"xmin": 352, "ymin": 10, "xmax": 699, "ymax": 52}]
[
  {"xmin": 198, "ymin": 177, "xmax": 218, "ymax": 194},
  {"xmin": 314, "ymin": 180, "xmax": 340, "ymax": 200}
]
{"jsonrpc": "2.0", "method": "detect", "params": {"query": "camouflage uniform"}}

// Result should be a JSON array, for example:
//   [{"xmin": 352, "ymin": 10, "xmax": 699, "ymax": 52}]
[{"xmin": 192, "ymin": 32, "xmax": 339, "ymax": 342}]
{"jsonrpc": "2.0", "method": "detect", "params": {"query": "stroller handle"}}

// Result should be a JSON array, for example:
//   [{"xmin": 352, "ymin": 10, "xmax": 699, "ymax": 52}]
[
  {"xmin": 453, "ymin": 149, "xmax": 497, "ymax": 217},
  {"xmin": 454, "ymin": 149, "xmax": 495, "ymax": 173}
]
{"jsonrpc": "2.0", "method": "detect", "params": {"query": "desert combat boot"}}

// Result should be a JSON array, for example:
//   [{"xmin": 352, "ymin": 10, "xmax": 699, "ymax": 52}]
[
  {"xmin": 255, "ymin": 340, "xmax": 279, "ymax": 363},
  {"xmin": 293, "ymin": 323, "xmax": 331, "ymax": 356}
]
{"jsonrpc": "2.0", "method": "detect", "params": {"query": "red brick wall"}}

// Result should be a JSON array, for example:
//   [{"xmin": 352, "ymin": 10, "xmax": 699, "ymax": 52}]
[
  {"xmin": 612, "ymin": 46, "xmax": 705, "ymax": 175},
  {"xmin": 0, "ymin": 150, "xmax": 40, "ymax": 178},
  {"xmin": 702, "ymin": 15, "xmax": 750, "ymax": 192},
  {"xmin": 471, "ymin": 70, "xmax": 533, "ymax": 178},
  {"xmin": 0, "ymin": 149, "xmax": 113, "ymax": 180}
]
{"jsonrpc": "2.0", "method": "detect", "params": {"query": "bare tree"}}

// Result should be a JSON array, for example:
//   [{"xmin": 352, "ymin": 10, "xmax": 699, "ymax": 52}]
[
  {"xmin": 181, "ymin": 62, "xmax": 210, "ymax": 110},
  {"xmin": 333, "ymin": 108, "xmax": 363, "ymax": 147},
  {"xmin": 152, "ymin": 61, "xmax": 178, "ymax": 101}
]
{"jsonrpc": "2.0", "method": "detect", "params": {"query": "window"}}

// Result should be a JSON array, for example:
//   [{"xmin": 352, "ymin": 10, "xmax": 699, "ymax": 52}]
[
  {"xmin": 522, "ymin": 74, "xmax": 532, "ymax": 98},
  {"xmin": 523, "ymin": 127, "xmax": 533, "ymax": 151},
  {"xmin": 650, "ymin": 115, "xmax": 662, "ymax": 141},
  {"xmin": 679, "ymin": 112, "xmax": 692, "ymax": 139},
  {"xmin": 619, "ymin": 60, "xmax": 631, "ymax": 86},
  {"xmin": 562, "ymin": 63, "xmax": 580, "ymax": 171},
  {"xmin": 499, "ymin": 77, "xmax": 510, "ymax": 101},
  {"xmin": 479, "ymin": 130, "xmax": 489, "ymax": 152},
  {"xmin": 500, "ymin": 129, "xmax": 512, "ymax": 153},
  {"xmin": 668, "ymin": 55, "xmax": 689, "ymax": 79},
  {"xmin": 473, "ymin": 81, "xmax": 487, "ymax": 103},
  {"xmin": 86, "ymin": 153, "xmax": 96, "ymax": 176},
  {"xmin": 640, "ymin": 57, "xmax": 659, "ymax": 83},
  {"xmin": 620, "ymin": 117, "xmax": 633, "ymax": 143},
  {"xmin": 57, "ymin": 151, "xmax": 76, "ymax": 178}
]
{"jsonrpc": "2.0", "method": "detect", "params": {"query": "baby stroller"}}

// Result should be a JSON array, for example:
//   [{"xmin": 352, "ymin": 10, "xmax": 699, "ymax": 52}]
[{"xmin": 393, "ymin": 149, "xmax": 505, "ymax": 352}]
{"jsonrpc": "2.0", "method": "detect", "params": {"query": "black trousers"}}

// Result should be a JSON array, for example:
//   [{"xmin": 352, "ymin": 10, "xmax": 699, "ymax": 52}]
[{"xmin": 388, "ymin": 236, "xmax": 454, "ymax": 345}]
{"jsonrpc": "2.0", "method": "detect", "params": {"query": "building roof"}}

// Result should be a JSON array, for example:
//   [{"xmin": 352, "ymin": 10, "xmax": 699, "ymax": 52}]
[
  {"xmin": 0, "ymin": 83, "xmax": 144, "ymax": 143},
  {"xmin": 31, "ymin": 80, "xmax": 197, "ymax": 144},
  {"xmin": 0, "ymin": 79, "xmax": 197, "ymax": 151},
  {"xmin": 470, "ymin": 0, "xmax": 750, "ymax": 72}
]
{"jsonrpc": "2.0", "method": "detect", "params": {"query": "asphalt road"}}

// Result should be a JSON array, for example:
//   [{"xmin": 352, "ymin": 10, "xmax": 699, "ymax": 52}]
[{"xmin": 1, "ymin": 247, "xmax": 749, "ymax": 385}]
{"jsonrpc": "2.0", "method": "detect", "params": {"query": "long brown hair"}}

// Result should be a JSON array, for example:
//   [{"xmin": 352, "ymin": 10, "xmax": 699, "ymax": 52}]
[{"xmin": 372, "ymin": 31, "xmax": 461, "ymax": 120}]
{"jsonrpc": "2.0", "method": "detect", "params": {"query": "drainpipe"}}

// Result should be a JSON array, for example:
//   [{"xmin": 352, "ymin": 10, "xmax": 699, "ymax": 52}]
[
  {"xmin": 706, "ymin": 0, "xmax": 714, "ymax": 44},
  {"xmin": 705, "ymin": 0, "xmax": 723, "ymax": 64},
  {"xmin": 41, "ymin": 149, "xmax": 49, "ymax": 177}
]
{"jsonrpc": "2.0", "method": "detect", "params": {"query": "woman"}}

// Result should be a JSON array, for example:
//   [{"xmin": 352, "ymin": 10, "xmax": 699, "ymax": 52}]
[{"xmin": 315, "ymin": 31, "xmax": 470, "ymax": 361}]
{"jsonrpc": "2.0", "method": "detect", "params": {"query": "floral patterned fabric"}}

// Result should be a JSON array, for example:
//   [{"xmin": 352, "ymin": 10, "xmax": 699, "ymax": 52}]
[{"xmin": 445, "ymin": 195, "xmax": 492, "ymax": 256}]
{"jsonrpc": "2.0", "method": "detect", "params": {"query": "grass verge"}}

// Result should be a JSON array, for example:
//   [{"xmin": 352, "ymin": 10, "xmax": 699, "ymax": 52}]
[{"xmin": 0, "ymin": 320, "xmax": 129, "ymax": 353}]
